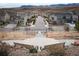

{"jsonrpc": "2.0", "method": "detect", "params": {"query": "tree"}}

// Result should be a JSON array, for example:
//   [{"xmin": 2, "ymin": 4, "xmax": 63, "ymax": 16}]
[{"xmin": 75, "ymin": 21, "xmax": 79, "ymax": 31}]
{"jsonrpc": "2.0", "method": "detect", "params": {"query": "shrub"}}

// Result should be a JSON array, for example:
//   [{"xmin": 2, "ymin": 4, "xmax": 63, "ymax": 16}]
[
  {"xmin": 75, "ymin": 21, "xmax": 79, "ymax": 31},
  {"xmin": 0, "ymin": 48, "xmax": 8, "ymax": 56},
  {"xmin": 33, "ymin": 19, "xmax": 36, "ymax": 25},
  {"xmin": 30, "ymin": 48, "xmax": 37, "ymax": 53},
  {"xmin": 31, "ymin": 16, "xmax": 36, "ymax": 18},
  {"xmin": 0, "ymin": 43, "xmax": 10, "ymax": 56},
  {"xmin": 65, "ymin": 27, "xmax": 69, "ymax": 31},
  {"xmin": 0, "ymin": 21, "xmax": 5, "ymax": 26}
]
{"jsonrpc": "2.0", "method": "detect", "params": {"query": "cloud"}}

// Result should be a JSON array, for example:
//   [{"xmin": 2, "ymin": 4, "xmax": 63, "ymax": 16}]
[
  {"xmin": 0, "ymin": 0, "xmax": 79, "ymax": 8},
  {"xmin": 0, "ymin": 0, "xmax": 79, "ymax": 5}
]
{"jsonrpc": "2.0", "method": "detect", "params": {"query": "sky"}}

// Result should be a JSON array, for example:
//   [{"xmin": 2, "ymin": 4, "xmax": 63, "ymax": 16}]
[{"xmin": 0, "ymin": 0, "xmax": 79, "ymax": 8}]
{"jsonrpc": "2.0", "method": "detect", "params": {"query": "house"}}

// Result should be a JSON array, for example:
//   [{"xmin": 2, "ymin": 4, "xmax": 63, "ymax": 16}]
[
  {"xmin": 0, "ymin": 10, "xmax": 10, "ymax": 22},
  {"xmin": 49, "ymin": 12, "xmax": 72, "ymax": 25},
  {"xmin": 72, "ymin": 15, "xmax": 78, "ymax": 22},
  {"xmin": 6, "ymin": 11, "xmax": 18, "ymax": 24},
  {"xmin": 4, "ymin": 12, "xmax": 10, "ymax": 21},
  {"xmin": 4, "ymin": 24, "xmax": 17, "ymax": 30}
]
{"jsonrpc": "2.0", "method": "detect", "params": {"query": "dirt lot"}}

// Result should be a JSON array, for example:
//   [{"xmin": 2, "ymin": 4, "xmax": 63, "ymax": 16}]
[
  {"xmin": 0, "ymin": 31, "xmax": 36, "ymax": 40},
  {"xmin": 0, "ymin": 31, "xmax": 79, "ymax": 40},
  {"xmin": 46, "ymin": 31, "xmax": 79, "ymax": 39}
]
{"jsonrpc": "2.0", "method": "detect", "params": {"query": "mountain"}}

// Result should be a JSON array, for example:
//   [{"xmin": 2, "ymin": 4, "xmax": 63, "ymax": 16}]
[
  {"xmin": 20, "ymin": 3, "xmax": 79, "ymax": 9},
  {"xmin": 50, "ymin": 3, "xmax": 79, "ymax": 7}
]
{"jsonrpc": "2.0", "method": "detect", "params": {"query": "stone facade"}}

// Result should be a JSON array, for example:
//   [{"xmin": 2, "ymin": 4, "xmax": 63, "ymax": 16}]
[{"xmin": 44, "ymin": 43, "xmax": 65, "ymax": 55}]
